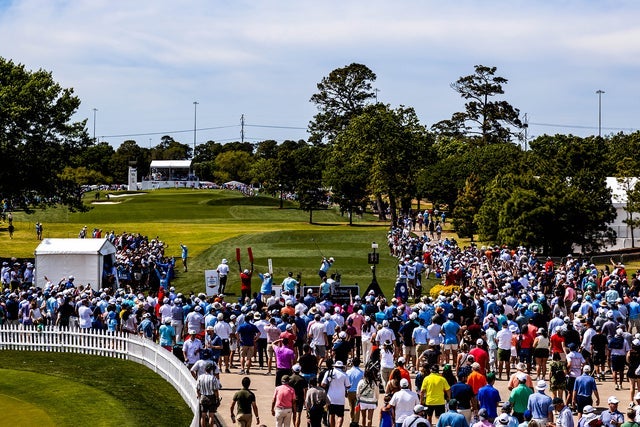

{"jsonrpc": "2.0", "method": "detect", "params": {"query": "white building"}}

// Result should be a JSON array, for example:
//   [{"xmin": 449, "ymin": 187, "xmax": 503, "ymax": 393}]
[
  {"xmin": 139, "ymin": 160, "xmax": 199, "ymax": 190},
  {"xmin": 606, "ymin": 176, "xmax": 640, "ymax": 250}
]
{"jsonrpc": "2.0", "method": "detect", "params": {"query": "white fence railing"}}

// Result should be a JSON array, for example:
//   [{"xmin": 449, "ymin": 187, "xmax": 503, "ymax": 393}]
[{"xmin": 0, "ymin": 325, "xmax": 199, "ymax": 427}]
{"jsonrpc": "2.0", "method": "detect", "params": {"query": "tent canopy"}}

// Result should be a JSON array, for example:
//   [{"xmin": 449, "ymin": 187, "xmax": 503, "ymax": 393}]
[
  {"xmin": 150, "ymin": 160, "xmax": 192, "ymax": 169},
  {"xmin": 35, "ymin": 238, "xmax": 117, "ymax": 290}
]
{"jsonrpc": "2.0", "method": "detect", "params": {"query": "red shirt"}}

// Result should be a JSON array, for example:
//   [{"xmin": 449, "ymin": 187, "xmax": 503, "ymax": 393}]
[
  {"xmin": 240, "ymin": 272, "xmax": 252, "ymax": 291},
  {"xmin": 550, "ymin": 333, "xmax": 565, "ymax": 354},
  {"xmin": 469, "ymin": 347, "xmax": 489, "ymax": 375},
  {"xmin": 518, "ymin": 333, "xmax": 534, "ymax": 349}
]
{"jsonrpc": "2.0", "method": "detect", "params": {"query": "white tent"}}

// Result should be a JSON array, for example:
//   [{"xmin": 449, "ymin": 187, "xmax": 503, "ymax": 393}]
[{"xmin": 35, "ymin": 238, "xmax": 118, "ymax": 290}]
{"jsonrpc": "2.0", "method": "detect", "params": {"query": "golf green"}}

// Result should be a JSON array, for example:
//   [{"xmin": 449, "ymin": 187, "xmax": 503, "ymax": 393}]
[
  {"xmin": 0, "ymin": 368, "xmax": 134, "ymax": 426},
  {"xmin": 0, "ymin": 392, "xmax": 55, "ymax": 426}
]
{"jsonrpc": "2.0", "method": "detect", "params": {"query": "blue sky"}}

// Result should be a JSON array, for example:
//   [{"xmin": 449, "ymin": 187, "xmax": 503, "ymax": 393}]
[{"xmin": 1, "ymin": 0, "xmax": 638, "ymax": 148}]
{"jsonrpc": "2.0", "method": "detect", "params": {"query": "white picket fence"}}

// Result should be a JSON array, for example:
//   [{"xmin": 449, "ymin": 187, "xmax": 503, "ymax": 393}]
[{"xmin": 0, "ymin": 325, "xmax": 200, "ymax": 427}]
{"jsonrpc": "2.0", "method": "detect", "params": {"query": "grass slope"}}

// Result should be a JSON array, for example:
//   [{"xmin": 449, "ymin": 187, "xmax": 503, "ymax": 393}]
[
  {"xmin": 0, "ymin": 189, "xmax": 442, "ymax": 297},
  {"xmin": 0, "ymin": 351, "xmax": 192, "ymax": 426}
]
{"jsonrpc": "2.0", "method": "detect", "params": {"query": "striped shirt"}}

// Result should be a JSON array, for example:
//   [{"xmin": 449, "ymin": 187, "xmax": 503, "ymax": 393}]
[{"xmin": 197, "ymin": 373, "xmax": 220, "ymax": 396}]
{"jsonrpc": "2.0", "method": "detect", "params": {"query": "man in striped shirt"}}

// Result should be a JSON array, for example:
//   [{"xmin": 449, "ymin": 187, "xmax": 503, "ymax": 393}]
[{"xmin": 197, "ymin": 363, "xmax": 221, "ymax": 427}]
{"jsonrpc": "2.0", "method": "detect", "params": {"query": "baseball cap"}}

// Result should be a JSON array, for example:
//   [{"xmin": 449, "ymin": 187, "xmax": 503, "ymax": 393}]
[
  {"xmin": 397, "ymin": 357, "xmax": 406, "ymax": 364},
  {"xmin": 582, "ymin": 405, "xmax": 596, "ymax": 414},
  {"xmin": 414, "ymin": 404, "xmax": 426, "ymax": 413},
  {"xmin": 292, "ymin": 364, "xmax": 301, "ymax": 372},
  {"xmin": 608, "ymin": 396, "xmax": 620, "ymax": 404},
  {"xmin": 476, "ymin": 338, "xmax": 484, "ymax": 345},
  {"xmin": 583, "ymin": 365, "xmax": 591, "ymax": 373},
  {"xmin": 400, "ymin": 378, "xmax": 409, "ymax": 388},
  {"xmin": 334, "ymin": 360, "xmax": 345, "ymax": 368}
]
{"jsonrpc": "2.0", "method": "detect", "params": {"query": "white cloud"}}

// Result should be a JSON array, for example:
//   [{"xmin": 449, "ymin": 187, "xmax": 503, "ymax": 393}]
[{"xmin": 1, "ymin": 0, "xmax": 639, "ymax": 144}]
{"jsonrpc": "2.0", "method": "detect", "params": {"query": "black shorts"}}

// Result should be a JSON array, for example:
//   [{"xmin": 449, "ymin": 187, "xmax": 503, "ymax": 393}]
[
  {"xmin": 328, "ymin": 404, "xmax": 345, "ymax": 416},
  {"xmin": 533, "ymin": 348, "xmax": 549, "ymax": 359},
  {"xmin": 426, "ymin": 404, "xmax": 446, "ymax": 417},
  {"xmin": 498, "ymin": 349, "xmax": 510, "ymax": 361},
  {"xmin": 221, "ymin": 339, "xmax": 230, "ymax": 356},
  {"xmin": 612, "ymin": 354, "xmax": 626, "ymax": 372},
  {"xmin": 592, "ymin": 351, "xmax": 606, "ymax": 366}
]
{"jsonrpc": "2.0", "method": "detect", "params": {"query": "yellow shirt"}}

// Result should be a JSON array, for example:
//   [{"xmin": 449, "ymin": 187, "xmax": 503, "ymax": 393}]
[{"xmin": 420, "ymin": 373, "xmax": 450, "ymax": 406}]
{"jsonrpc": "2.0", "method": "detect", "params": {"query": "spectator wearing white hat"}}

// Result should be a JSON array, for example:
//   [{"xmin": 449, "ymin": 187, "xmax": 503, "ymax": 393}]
[
  {"xmin": 573, "ymin": 365, "xmax": 600, "ymax": 415},
  {"xmin": 577, "ymin": 406, "xmax": 598, "ymax": 427},
  {"xmin": 321, "ymin": 359, "xmax": 350, "ymax": 427},
  {"xmin": 601, "ymin": 396, "xmax": 624, "ymax": 427},
  {"xmin": 391, "ymin": 377, "xmax": 421, "ymax": 426},
  {"xmin": 442, "ymin": 312, "xmax": 462, "ymax": 367},
  {"xmin": 216, "ymin": 258, "xmax": 229, "ymax": 295},
  {"xmin": 527, "ymin": 380, "xmax": 554, "ymax": 427}
]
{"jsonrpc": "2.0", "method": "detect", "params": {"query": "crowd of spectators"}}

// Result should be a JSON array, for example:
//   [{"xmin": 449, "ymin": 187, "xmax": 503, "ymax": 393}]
[{"xmin": 5, "ymin": 218, "xmax": 640, "ymax": 427}]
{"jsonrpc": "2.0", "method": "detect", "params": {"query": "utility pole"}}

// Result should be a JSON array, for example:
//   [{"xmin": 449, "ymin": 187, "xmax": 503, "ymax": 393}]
[
  {"xmin": 193, "ymin": 101, "xmax": 198, "ymax": 155},
  {"xmin": 240, "ymin": 114, "xmax": 245, "ymax": 143},
  {"xmin": 92, "ymin": 108, "xmax": 97, "ymax": 142},
  {"xmin": 374, "ymin": 88, "xmax": 380, "ymax": 103},
  {"xmin": 523, "ymin": 113, "xmax": 529, "ymax": 151},
  {"xmin": 596, "ymin": 90, "xmax": 605, "ymax": 137}
]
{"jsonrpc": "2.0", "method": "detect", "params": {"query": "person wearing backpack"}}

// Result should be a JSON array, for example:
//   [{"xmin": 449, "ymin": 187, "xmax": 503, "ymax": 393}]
[
  {"xmin": 610, "ymin": 328, "xmax": 631, "ymax": 390},
  {"xmin": 549, "ymin": 352, "xmax": 568, "ymax": 400}
]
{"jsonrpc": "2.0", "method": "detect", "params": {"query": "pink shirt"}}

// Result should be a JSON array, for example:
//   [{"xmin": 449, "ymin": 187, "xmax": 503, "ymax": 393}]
[
  {"xmin": 348, "ymin": 313, "xmax": 365, "ymax": 336},
  {"xmin": 273, "ymin": 384, "xmax": 296, "ymax": 408}
]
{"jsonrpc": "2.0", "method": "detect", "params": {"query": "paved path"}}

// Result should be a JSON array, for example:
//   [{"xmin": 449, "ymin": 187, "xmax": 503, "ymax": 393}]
[{"xmin": 214, "ymin": 366, "xmax": 634, "ymax": 427}]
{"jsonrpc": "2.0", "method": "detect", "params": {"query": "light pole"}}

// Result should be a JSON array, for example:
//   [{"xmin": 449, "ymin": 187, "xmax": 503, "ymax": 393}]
[
  {"xmin": 92, "ymin": 108, "xmax": 97, "ymax": 142},
  {"xmin": 596, "ymin": 90, "xmax": 605, "ymax": 137},
  {"xmin": 193, "ymin": 101, "xmax": 199, "ymax": 155}
]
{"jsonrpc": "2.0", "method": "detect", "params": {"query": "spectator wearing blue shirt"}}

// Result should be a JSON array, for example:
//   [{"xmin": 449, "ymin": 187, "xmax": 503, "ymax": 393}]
[
  {"xmin": 477, "ymin": 373, "xmax": 501, "ymax": 421},
  {"xmin": 442, "ymin": 313, "xmax": 461, "ymax": 366},
  {"xmin": 346, "ymin": 358, "xmax": 364, "ymax": 424},
  {"xmin": 436, "ymin": 399, "xmax": 469, "ymax": 427},
  {"xmin": 236, "ymin": 318, "xmax": 260, "ymax": 375},
  {"xmin": 572, "ymin": 365, "xmax": 600, "ymax": 414},
  {"xmin": 527, "ymin": 380, "xmax": 554, "ymax": 425}
]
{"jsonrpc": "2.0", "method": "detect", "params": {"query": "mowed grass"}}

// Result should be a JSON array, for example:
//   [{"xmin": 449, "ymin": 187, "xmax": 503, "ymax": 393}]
[
  {"xmin": 0, "ymin": 351, "xmax": 192, "ymax": 427},
  {"xmin": 0, "ymin": 189, "xmax": 443, "ymax": 297}
]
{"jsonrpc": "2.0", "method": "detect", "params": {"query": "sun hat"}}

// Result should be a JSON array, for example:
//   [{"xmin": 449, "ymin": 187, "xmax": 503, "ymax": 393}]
[
  {"xmin": 608, "ymin": 396, "xmax": 620, "ymax": 404},
  {"xmin": 334, "ymin": 360, "xmax": 345, "ymax": 368},
  {"xmin": 536, "ymin": 380, "xmax": 548, "ymax": 390}
]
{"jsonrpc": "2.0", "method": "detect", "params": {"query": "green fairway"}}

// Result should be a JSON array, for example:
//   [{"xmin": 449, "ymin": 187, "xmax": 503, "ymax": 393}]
[
  {"xmin": 0, "ymin": 351, "xmax": 192, "ymax": 427},
  {"xmin": 1, "ymin": 189, "xmax": 444, "ymax": 296}
]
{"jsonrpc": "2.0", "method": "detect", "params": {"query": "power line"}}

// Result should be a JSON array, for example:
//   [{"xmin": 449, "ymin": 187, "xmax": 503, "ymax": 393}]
[
  {"xmin": 245, "ymin": 123, "xmax": 307, "ymax": 130},
  {"xmin": 101, "ymin": 125, "xmax": 238, "ymax": 139},
  {"xmin": 529, "ymin": 122, "xmax": 636, "ymax": 132}
]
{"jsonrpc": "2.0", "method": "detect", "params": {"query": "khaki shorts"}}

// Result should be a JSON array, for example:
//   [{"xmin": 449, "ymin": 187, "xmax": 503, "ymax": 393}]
[
  {"xmin": 403, "ymin": 345, "xmax": 416, "ymax": 356},
  {"xmin": 241, "ymin": 345, "xmax": 255, "ymax": 358},
  {"xmin": 268, "ymin": 343, "xmax": 276, "ymax": 358},
  {"xmin": 443, "ymin": 343, "xmax": 458, "ymax": 351}
]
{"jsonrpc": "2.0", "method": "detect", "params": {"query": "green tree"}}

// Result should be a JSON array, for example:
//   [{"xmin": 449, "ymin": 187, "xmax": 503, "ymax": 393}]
[
  {"xmin": 452, "ymin": 173, "xmax": 482, "ymax": 240},
  {"xmin": 0, "ymin": 58, "xmax": 90, "ymax": 211},
  {"xmin": 58, "ymin": 166, "xmax": 111, "ymax": 186},
  {"xmin": 152, "ymin": 136, "xmax": 192, "ymax": 160},
  {"xmin": 213, "ymin": 151, "xmax": 253, "ymax": 183},
  {"xmin": 308, "ymin": 63, "xmax": 377, "ymax": 145},
  {"xmin": 418, "ymin": 142, "xmax": 523, "ymax": 210},
  {"xmin": 72, "ymin": 141, "xmax": 115, "ymax": 179},
  {"xmin": 111, "ymin": 140, "xmax": 150, "ymax": 183},
  {"xmin": 432, "ymin": 65, "xmax": 522, "ymax": 145},
  {"xmin": 326, "ymin": 104, "xmax": 432, "ymax": 224},
  {"xmin": 292, "ymin": 145, "xmax": 325, "ymax": 223}
]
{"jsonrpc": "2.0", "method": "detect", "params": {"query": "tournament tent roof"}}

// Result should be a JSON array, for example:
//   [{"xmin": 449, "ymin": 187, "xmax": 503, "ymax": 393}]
[
  {"xmin": 35, "ymin": 238, "xmax": 116, "ymax": 255},
  {"xmin": 150, "ymin": 160, "xmax": 192, "ymax": 168}
]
